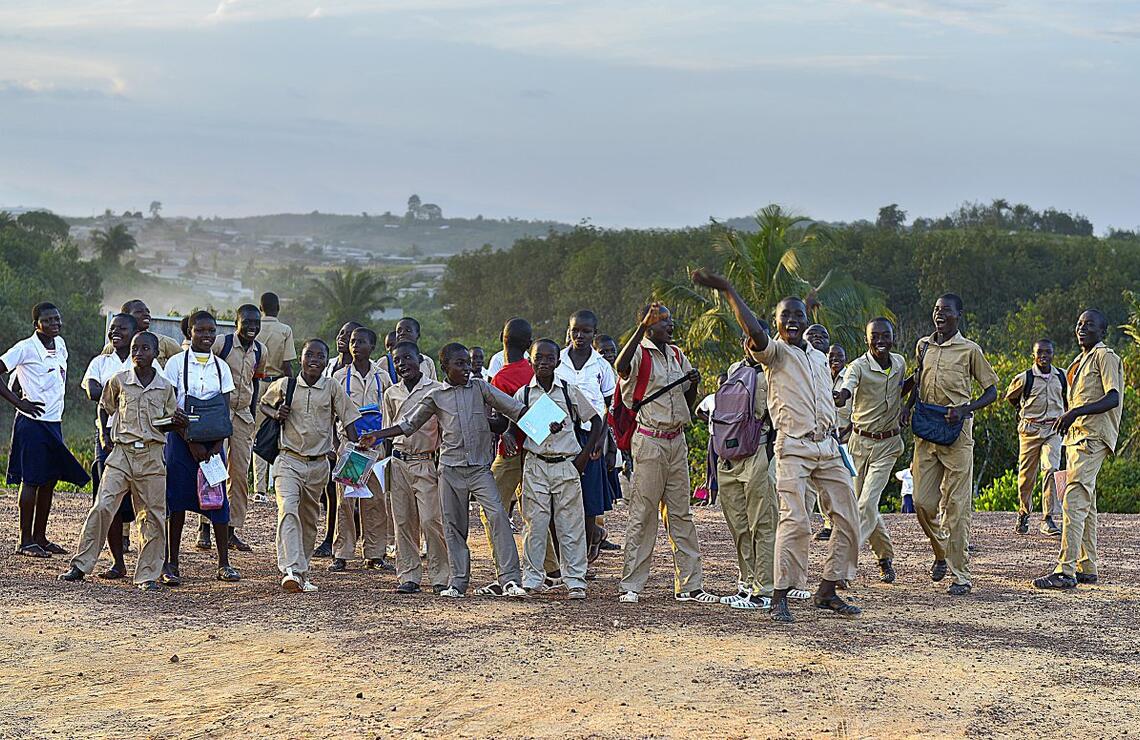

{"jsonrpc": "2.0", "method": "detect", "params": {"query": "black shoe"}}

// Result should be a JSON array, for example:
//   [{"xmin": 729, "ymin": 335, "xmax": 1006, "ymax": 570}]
[
  {"xmin": 947, "ymin": 582, "xmax": 972, "ymax": 596},
  {"xmin": 813, "ymin": 593, "xmax": 862, "ymax": 616},
  {"xmin": 196, "ymin": 524, "xmax": 212, "ymax": 551},
  {"xmin": 395, "ymin": 581, "xmax": 420, "ymax": 594},
  {"xmin": 137, "ymin": 580, "xmax": 161, "ymax": 592},
  {"xmin": 160, "ymin": 566, "xmax": 182, "ymax": 586},
  {"xmin": 1015, "ymin": 513, "xmax": 1029, "ymax": 535},
  {"xmin": 813, "ymin": 527, "xmax": 832, "ymax": 542},
  {"xmin": 1076, "ymin": 573, "xmax": 1098, "ymax": 585},
  {"xmin": 432, "ymin": 584, "xmax": 448, "ymax": 595},
  {"xmin": 327, "ymin": 558, "xmax": 347, "ymax": 572},
  {"xmin": 878, "ymin": 558, "xmax": 896, "ymax": 584},
  {"xmin": 931, "ymin": 559, "xmax": 948, "ymax": 582},
  {"xmin": 1033, "ymin": 572, "xmax": 1076, "ymax": 590},
  {"xmin": 229, "ymin": 529, "xmax": 253, "ymax": 552},
  {"xmin": 1040, "ymin": 516, "xmax": 1062, "ymax": 537},
  {"xmin": 312, "ymin": 541, "xmax": 333, "ymax": 559},
  {"xmin": 365, "ymin": 558, "xmax": 393, "ymax": 571},
  {"xmin": 599, "ymin": 539, "xmax": 620, "ymax": 551},
  {"xmin": 58, "ymin": 566, "xmax": 85, "ymax": 582}
]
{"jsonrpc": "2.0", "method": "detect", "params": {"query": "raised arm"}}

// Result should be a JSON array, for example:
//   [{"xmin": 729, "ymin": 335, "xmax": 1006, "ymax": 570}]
[
  {"xmin": 615, "ymin": 304, "xmax": 659, "ymax": 380},
  {"xmin": 690, "ymin": 269, "xmax": 769, "ymax": 352}
]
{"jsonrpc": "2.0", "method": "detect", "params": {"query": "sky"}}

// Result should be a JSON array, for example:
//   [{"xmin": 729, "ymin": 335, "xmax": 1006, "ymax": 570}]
[{"xmin": 1, "ymin": 0, "xmax": 1138, "ymax": 231}]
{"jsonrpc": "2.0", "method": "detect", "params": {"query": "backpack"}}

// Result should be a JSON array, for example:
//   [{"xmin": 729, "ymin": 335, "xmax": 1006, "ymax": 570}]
[
  {"xmin": 1019, "ymin": 368, "xmax": 1068, "ymax": 410},
  {"xmin": 612, "ymin": 345, "xmax": 685, "ymax": 452},
  {"xmin": 253, "ymin": 377, "xmax": 296, "ymax": 464},
  {"xmin": 710, "ymin": 364, "xmax": 765, "ymax": 460}
]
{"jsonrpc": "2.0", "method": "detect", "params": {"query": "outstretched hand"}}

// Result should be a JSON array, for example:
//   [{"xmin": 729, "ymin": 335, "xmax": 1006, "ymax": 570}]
[
  {"xmin": 640, "ymin": 302, "xmax": 665, "ymax": 329},
  {"xmin": 690, "ymin": 268, "xmax": 731, "ymax": 292}
]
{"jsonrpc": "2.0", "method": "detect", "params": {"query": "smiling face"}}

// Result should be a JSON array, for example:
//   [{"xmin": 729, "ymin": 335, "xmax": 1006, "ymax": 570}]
[
  {"xmin": 394, "ymin": 345, "xmax": 423, "ymax": 381},
  {"xmin": 442, "ymin": 348, "xmax": 472, "ymax": 386},
  {"xmin": 828, "ymin": 345, "xmax": 847, "ymax": 376},
  {"xmin": 1075, "ymin": 311, "xmax": 1106, "ymax": 350},
  {"xmin": 866, "ymin": 320, "xmax": 894, "ymax": 360},
  {"xmin": 108, "ymin": 315, "xmax": 135, "ymax": 351},
  {"xmin": 775, "ymin": 299, "xmax": 809, "ymax": 346},
  {"xmin": 300, "ymin": 341, "xmax": 329, "ymax": 381},
  {"xmin": 805, "ymin": 324, "xmax": 830, "ymax": 353},
  {"xmin": 127, "ymin": 301, "xmax": 152, "ymax": 331},
  {"xmin": 336, "ymin": 322, "xmax": 361, "ymax": 355},
  {"xmin": 646, "ymin": 305, "xmax": 675, "ymax": 344},
  {"xmin": 932, "ymin": 297, "xmax": 960, "ymax": 336},
  {"xmin": 236, "ymin": 309, "xmax": 261, "ymax": 343},
  {"xmin": 1033, "ymin": 341, "xmax": 1054, "ymax": 371},
  {"xmin": 530, "ymin": 341, "xmax": 560, "ymax": 382},
  {"xmin": 596, "ymin": 339, "xmax": 618, "ymax": 365},
  {"xmin": 395, "ymin": 319, "xmax": 420, "ymax": 344},
  {"xmin": 189, "ymin": 317, "xmax": 217, "ymax": 353},
  {"xmin": 569, "ymin": 317, "xmax": 597, "ymax": 352},
  {"xmin": 35, "ymin": 307, "xmax": 63, "ymax": 338},
  {"xmin": 130, "ymin": 333, "xmax": 158, "ymax": 370},
  {"xmin": 350, "ymin": 328, "xmax": 375, "ymax": 364}
]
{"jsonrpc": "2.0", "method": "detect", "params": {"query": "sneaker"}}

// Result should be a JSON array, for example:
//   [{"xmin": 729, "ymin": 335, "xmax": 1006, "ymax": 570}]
[
  {"xmin": 432, "ymin": 584, "xmax": 448, "ymax": 595},
  {"xmin": 1076, "ymin": 573, "xmax": 1098, "ymax": 585},
  {"xmin": 599, "ymin": 539, "xmax": 620, "ymax": 551},
  {"xmin": 282, "ymin": 569, "xmax": 303, "ymax": 593},
  {"xmin": 878, "ymin": 558, "xmax": 896, "ymax": 584},
  {"xmin": 813, "ymin": 527, "xmax": 832, "ymax": 542},
  {"xmin": 327, "ymin": 558, "xmax": 347, "ymax": 572},
  {"xmin": 364, "ymin": 558, "xmax": 390, "ymax": 570},
  {"xmin": 1040, "ymin": 516, "xmax": 1062, "ymax": 537},
  {"xmin": 137, "ymin": 580, "xmax": 160, "ymax": 592},
  {"xmin": 1033, "ymin": 572, "xmax": 1077, "ymax": 590},
  {"xmin": 1015, "ymin": 513, "xmax": 1030, "ymax": 535},
  {"xmin": 438, "ymin": 586, "xmax": 464, "ymax": 598},
  {"xmin": 58, "ymin": 566, "xmax": 85, "ymax": 582},
  {"xmin": 618, "ymin": 591, "xmax": 639, "ymax": 603},
  {"xmin": 568, "ymin": 588, "xmax": 587, "ymax": 600},
  {"xmin": 503, "ymin": 581, "xmax": 530, "ymax": 598},
  {"xmin": 301, "ymin": 578, "xmax": 318, "ymax": 593},
  {"xmin": 395, "ymin": 581, "xmax": 421, "ymax": 594},
  {"xmin": 947, "ymin": 582, "xmax": 972, "ymax": 596},
  {"xmin": 252, "ymin": 492, "xmax": 269, "ymax": 504}
]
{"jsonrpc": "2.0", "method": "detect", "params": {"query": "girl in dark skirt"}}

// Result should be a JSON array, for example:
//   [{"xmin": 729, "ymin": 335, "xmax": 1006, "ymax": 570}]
[
  {"xmin": 160, "ymin": 311, "xmax": 240, "ymax": 584},
  {"xmin": 0, "ymin": 302, "xmax": 89, "ymax": 557}
]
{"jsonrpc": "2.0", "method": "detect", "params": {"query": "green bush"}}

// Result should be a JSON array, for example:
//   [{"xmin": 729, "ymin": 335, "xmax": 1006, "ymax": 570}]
[
  {"xmin": 976, "ymin": 468, "xmax": 1019, "ymax": 511},
  {"xmin": 1095, "ymin": 457, "xmax": 1140, "ymax": 514}
]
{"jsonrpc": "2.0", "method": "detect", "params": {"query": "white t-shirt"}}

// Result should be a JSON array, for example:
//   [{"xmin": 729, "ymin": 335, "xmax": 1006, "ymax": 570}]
[
  {"xmin": 83, "ymin": 352, "xmax": 132, "ymax": 431},
  {"xmin": 555, "ymin": 347, "xmax": 616, "ymax": 429},
  {"xmin": 487, "ymin": 349, "xmax": 529, "ymax": 379},
  {"xmin": 0, "ymin": 334, "xmax": 69, "ymax": 422},
  {"xmin": 163, "ymin": 350, "xmax": 236, "ymax": 408},
  {"xmin": 697, "ymin": 393, "xmax": 717, "ymax": 416}
]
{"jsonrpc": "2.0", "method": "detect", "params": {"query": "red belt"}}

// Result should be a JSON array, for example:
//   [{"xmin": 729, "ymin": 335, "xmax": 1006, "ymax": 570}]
[
  {"xmin": 854, "ymin": 426, "xmax": 901, "ymax": 441},
  {"xmin": 1026, "ymin": 418, "xmax": 1058, "ymax": 426},
  {"xmin": 637, "ymin": 426, "xmax": 683, "ymax": 440}
]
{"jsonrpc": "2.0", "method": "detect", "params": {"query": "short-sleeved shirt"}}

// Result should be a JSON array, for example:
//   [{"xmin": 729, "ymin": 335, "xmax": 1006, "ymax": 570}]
[
  {"xmin": 697, "ymin": 394, "xmax": 716, "ymax": 416},
  {"xmin": 488, "ymin": 350, "xmax": 528, "ymax": 379},
  {"xmin": 377, "ymin": 353, "xmax": 437, "ymax": 385},
  {"xmin": 1064, "ymin": 343, "xmax": 1124, "ymax": 450},
  {"xmin": 748, "ymin": 338, "xmax": 836, "ymax": 440},
  {"xmin": 332, "ymin": 361, "xmax": 386, "ymax": 441},
  {"xmin": 213, "ymin": 335, "xmax": 266, "ymax": 424},
  {"xmin": 83, "ymin": 352, "xmax": 132, "ymax": 431},
  {"xmin": 102, "ymin": 334, "xmax": 182, "ymax": 367},
  {"xmin": 833, "ymin": 370, "xmax": 852, "ymax": 429},
  {"xmin": 1, "ymin": 334, "xmax": 69, "ymax": 422},
  {"xmin": 514, "ymin": 377, "xmax": 595, "ymax": 457},
  {"xmin": 383, "ymin": 374, "xmax": 443, "ymax": 453},
  {"xmin": 262, "ymin": 375, "xmax": 361, "ymax": 457},
  {"xmin": 622, "ymin": 337, "xmax": 695, "ymax": 431},
  {"xmin": 841, "ymin": 352, "xmax": 907, "ymax": 434},
  {"xmin": 1005, "ymin": 366, "xmax": 1066, "ymax": 427},
  {"xmin": 162, "ymin": 350, "xmax": 236, "ymax": 408},
  {"xmin": 100, "ymin": 368, "xmax": 178, "ymax": 447},
  {"xmin": 555, "ymin": 347, "xmax": 616, "ymax": 430},
  {"xmin": 258, "ymin": 316, "xmax": 297, "ymax": 378},
  {"xmin": 915, "ymin": 332, "xmax": 999, "ymax": 408},
  {"xmin": 398, "ymin": 379, "xmax": 525, "ymax": 467}
]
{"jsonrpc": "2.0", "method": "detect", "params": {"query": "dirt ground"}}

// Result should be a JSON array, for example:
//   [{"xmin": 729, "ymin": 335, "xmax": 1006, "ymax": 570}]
[{"xmin": 1, "ymin": 489, "xmax": 1138, "ymax": 739}]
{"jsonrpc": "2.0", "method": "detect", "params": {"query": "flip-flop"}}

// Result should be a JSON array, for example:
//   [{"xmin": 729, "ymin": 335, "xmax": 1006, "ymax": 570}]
[
  {"xmin": 16, "ymin": 543, "xmax": 51, "ymax": 558},
  {"xmin": 40, "ymin": 541, "xmax": 67, "ymax": 555}
]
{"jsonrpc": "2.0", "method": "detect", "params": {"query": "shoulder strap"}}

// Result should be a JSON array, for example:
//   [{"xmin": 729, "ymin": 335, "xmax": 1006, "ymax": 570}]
[
  {"xmin": 182, "ymin": 351, "xmax": 189, "ymax": 395},
  {"xmin": 1056, "ymin": 367, "xmax": 1068, "ymax": 407},
  {"xmin": 219, "ymin": 333, "xmax": 234, "ymax": 360},
  {"xmin": 523, "ymin": 385, "xmax": 531, "ymax": 410},
  {"xmin": 1020, "ymin": 368, "xmax": 1035, "ymax": 406},
  {"xmin": 284, "ymin": 377, "xmax": 297, "ymax": 406},
  {"xmin": 911, "ymin": 337, "xmax": 932, "ymax": 404},
  {"xmin": 632, "ymin": 347, "xmax": 653, "ymax": 403},
  {"xmin": 253, "ymin": 340, "xmax": 262, "ymax": 370},
  {"xmin": 561, "ymin": 383, "xmax": 580, "ymax": 427}
]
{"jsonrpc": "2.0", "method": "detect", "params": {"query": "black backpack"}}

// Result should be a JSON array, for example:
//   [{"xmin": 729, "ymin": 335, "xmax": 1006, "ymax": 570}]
[
  {"xmin": 1019, "ymin": 368, "xmax": 1068, "ymax": 409},
  {"xmin": 253, "ymin": 378, "xmax": 297, "ymax": 464}
]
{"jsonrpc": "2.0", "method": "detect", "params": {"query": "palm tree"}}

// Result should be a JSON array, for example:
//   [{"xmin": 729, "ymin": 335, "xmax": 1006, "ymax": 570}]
[
  {"xmin": 0, "ymin": 211, "xmax": 15, "ymax": 230},
  {"xmin": 91, "ymin": 223, "xmax": 137, "ymax": 264},
  {"xmin": 663, "ymin": 204, "xmax": 891, "ymax": 367},
  {"xmin": 310, "ymin": 268, "xmax": 393, "ymax": 333}
]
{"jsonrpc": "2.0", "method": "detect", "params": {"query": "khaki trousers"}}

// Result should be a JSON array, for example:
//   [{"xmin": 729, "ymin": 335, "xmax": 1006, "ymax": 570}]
[
  {"xmin": 848, "ymin": 434, "xmax": 902, "ymax": 561},
  {"xmin": 274, "ymin": 454, "xmax": 328, "ymax": 578},
  {"xmin": 390, "ymin": 456, "xmax": 448, "ymax": 587},
  {"xmin": 1055, "ymin": 438, "xmax": 1108, "ymax": 578},
  {"xmin": 805, "ymin": 487, "xmax": 833, "ymax": 530},
  {"xmin": 333, "ymin": 473, "xmax": 389, "ymax": 561},
  {"xmin": 1018, "ymin": 428, "xmax": 1063, "ymax": 517},
  {"xmin": 717, "ymin": 450, "xmax": 777, "ymax": 596},
  {"xmin": 912, "ymin": 421, "xmax": 973, "ymax": 585},
  {"xmin": 252, "ymin": 382, "xmax": 276, "ymax": 495},
  {"xmin": 521, "ymin": 456, "xmax": 588, "ymax": 590},
  {"xmin": 772, "ymin": 436, "xmax": 859, "ymax": 590},
  {"xmin": 439, "ymin": 464, "xmax": 521, "ymax": 592},
  {"xmin": 226, "ymin": 413, "xmax": 257, "ymax": 530},
  {"xmin": 489, "ymin": 452, "xmax": 558, "ymax": 573},
  {"xmin": 619, "ymin": 432, "xmax": 704, "ymax": 594},
  {"xmin": 71, "ymin": 446, "xmax": 166, "ymax": 584}
]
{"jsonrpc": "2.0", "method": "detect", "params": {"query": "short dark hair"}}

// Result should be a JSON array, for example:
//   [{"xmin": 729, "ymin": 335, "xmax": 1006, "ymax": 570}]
[
  {"xmin": 188, "ymin": 309, "xmax": 216, "ymax": 327},
  {"xmin": 237, "ymin": 303, "xmax": 261, "ymax": 318},
  {"xmin": 397, "ymin": 317, "xmax": 422, "ymax": 334},
  {"xmin": 531, "ymin": 338, "xmax": 560, "ymax": 355},
  {"xmin": 259, "ymin": 292, "xmax": 280, "ymax": 314},
  {"xmin": 440, "ymin": 342, "xmax": 469, "ymax": 366},
  {"xmin": 470, "ymin": 345, "xmax": 484, "ymax": 354},
  {"xmin": 110, "ymin": 312, "xmax": 139, "ymax": 335},
  {"xmin": 569, "ymin": 309, "xmax": 598, "ymax": 328},
  {"xmin": 121, "ymin": 299, "xmax": 147, "ymax": 314},
  {"xmin": 594, "ymin": 334, "xmax": 616, "ymax": 347},
  {"xmin": 303, "ymin": 338, "xmax": 330, "ymax": 355},
  {"xmin": 1082, "ymin": 309, "xmax": 1109, "ymax": 331},
  {"xmin": 393, "ymin": 341, "xmax": 421, "ymax": 357},
  {"xmin": 938, "ymin": 293, "xmax": 964, "ymax": 313},
  {"xmin": 867, "ymin": 316, "xmax": 895, "ymax": 332},
  {"xmin": 32, "ymin": 301, "xmax": 58, "ymax": 322},
  {"xmin": 134, "ymin": 331, "xmax": 159, "ymax": 352},
  {"xmin": 385, "ymin": 330, "xmax": 397, "ymax": 341},
  {"xmin": 777, "ymin": 296, "xmax": 807, "ymax": 311},
  {"xmin": 1033, "ymin": 338, "xmax": 1055, "ymax": 349},
  {"xmin": 503, "ymin": 317, "xmax": 533, "ymax": 351},
  {"xmin": 179, "ymin": 315, "xmax": 191, "ymax": 339},
  {"xmin": 352, "ymin": 327, "xmax": 378, "ymax": 346}
]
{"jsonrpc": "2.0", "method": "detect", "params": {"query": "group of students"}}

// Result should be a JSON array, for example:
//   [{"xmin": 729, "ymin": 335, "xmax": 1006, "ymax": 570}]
[{"xmin": 1, "ymin": 272, "xmax": 1123, "ymax": 618}]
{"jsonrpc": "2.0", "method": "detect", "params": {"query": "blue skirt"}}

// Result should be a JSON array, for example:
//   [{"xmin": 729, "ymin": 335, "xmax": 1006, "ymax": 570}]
[
  {"xmin": 6, "ymin": 415, "xmax": 90, "ymax": 487},
  {"xmin": 578, "ymin": 429, "xmax": 615, "ymax": 518},
  {"xmin": 165, "ymin": 432, "xmax": 230, "ymax": 524}
]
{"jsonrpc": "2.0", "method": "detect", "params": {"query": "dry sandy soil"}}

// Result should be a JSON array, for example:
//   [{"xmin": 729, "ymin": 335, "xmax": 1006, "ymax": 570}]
[{"xmin": 0, "ymin": 488, "xmax": 1137, "ymax": 739}]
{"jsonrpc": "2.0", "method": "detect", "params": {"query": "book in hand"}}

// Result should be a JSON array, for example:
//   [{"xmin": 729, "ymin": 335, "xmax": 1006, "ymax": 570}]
[{"xmin": 516, "ymin": 393, "xmax": 568, "ymax": 447}]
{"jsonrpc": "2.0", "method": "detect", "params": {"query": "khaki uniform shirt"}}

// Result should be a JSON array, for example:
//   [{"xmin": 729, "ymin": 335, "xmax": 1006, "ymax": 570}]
[
  {"xmin": 100, "ymin": 368, "xmax": 178, "ymax": 447},
  {"xmin": 102, "ymin": 334, "xmax": 182, "ymax": 367},
  {"xmin": 833, "ymin": 370, "xmax": 852, "ymax": 429},
  {"xmin": 841, "ymin": 352, "xmax": 907, "ymax": 434},
  {"xmin": 915, "ymin": 332, "xmax": 999, "ymax": 407},
  {"xmin": 621, "ymin": 337, "xmax": 695, "ymax": 431},
  {"xmin": 1064, "ymin": 343, "xmax": 1124, "ymax": 450},
  {"xmin": 399, "ymin": 379, "xmax": 524, "ymax": 467},
  {"xmin": 263, "ymin": 375, "xmax": 360, "ymax": 458},
  {"xmin": 383, "ymin": 374, "xmax": 443, "ymax": 453},
  {"xmin": 258, "ymin": 316, "xmax": 297, "ymax": 378},
  {"xmin": 514, "ymin": 377, "xmax": 595, "ymax": 457},
  {"xmin": 748, "ymin": 339, "xmax": 837, "ymax": 441},
  {"xmin": 213, "ymin": 335, "xmax": 266, "ymax": 424},
  {"xmin": 331, "ymin": 361, "xmax": 386, "ymax": 441},
  {"xmin": 1005, "ymin": 366, "xmax": 1067, "ymax": 437}
]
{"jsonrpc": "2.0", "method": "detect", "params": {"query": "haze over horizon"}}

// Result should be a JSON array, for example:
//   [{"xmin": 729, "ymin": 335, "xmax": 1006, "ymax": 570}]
[{"xmin": 2, "ymin": 1, "xmax": 1138, "ymax": 231}]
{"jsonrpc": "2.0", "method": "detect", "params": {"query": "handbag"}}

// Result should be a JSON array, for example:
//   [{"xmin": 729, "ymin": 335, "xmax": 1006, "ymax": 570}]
[
  {"xmin": 196, "ymin": 468, "xmax": 225, "ymax": 510},
  {"xmin": 910, "ymin": 339, "xmax": 964, "ymax": 446},
  {"xmin": 183, "ymin": 352, "xmax": 234, "ymax": 442},
  {"xmin": 253, "ymin": 377, "xmax": 296, "ymax": 464}
]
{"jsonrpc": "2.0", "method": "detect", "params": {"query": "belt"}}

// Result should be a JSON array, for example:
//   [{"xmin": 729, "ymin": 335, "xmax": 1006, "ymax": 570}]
[
  {"xmin": 853, "ymin": 426, "xmax": 901, "ymax": 441},
  {"xmin": 1026, "ymin": 418, "xmax": 1058, "ymax": 426},
  {"xmin": 283, "ymin": 450, "xmax": 326, "ymax": 462},
  {"xmin": 393, "ymin": 449, "xmax": 436, "ymax": 462},
  {"xmin": 535, "ymin": 454, "xmax": 574, "ymax": 464},
  {"xmin": 637, "ymin": 426, "xmax": 683, "ymax": 440},
  {"xmin": 788, "ymin": 431, "xmax": 830, "ymax": 443},
  {"xmin": 127, "ymin": 440, "xmax": 164, "ymax": 450}
]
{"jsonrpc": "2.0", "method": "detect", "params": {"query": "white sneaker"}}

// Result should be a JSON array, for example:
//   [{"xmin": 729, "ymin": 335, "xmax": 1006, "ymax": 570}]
[
  {"xmin": 438, "ymin": 586, "xmax": 464, "ymax": 598},
  {"xmin": 618, "ymin": 591, "xmax": 639, "ymax": 603},
  {"xmin": 503, "ymin": 581, "xmax": 530, "ymax": 598},
  {"xmin": 281, "ymin": 569, "xmax": 303, "ymax": 593},
  {"xmin": 301, "ymin": 578, "xmax": 318, "ymax": 593}
]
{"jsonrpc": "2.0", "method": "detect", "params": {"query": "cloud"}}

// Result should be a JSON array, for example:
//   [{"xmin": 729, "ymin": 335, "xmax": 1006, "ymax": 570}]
[
  {"xmin": 308, "ymin": 7, "xmax": 323, "ymax": 19},
  {"xmin": 0, "ymin": 48, "xmax": 129, "ymax": 97}
]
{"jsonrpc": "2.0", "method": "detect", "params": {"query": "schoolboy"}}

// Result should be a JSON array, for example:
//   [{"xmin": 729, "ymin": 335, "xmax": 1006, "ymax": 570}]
[
  {"xmin": 470, "ymin": 346, "xmax": 490, "ymax": 381},
  {"xmin": 252, "ymin": 291, "xmax": 297, "ymax": 511},
  {"xmin": 329, "ymin": 327, "xmax": 392, "ymax": 572},
  {"xmin": 373, "ymin": 343, "xmax": 528, "ymax": 598},
  {"xmin": 692, "ymin": 270, "xmax": 863, "ymax": 622},
  {"xmin": 593, "ymin": 333, "xmax": 624, "ymax": 549},
  {"xmin": 513, "ymin": 339, "xmax": 603, "ymax": 599},
  {"xmin": 834, "ymin": 318, "xmax": 911, "ymax": 584},
  {"xmin": 813, "ymin": 343, "xmax": 851, "ymax": 541},
  {"xmin": 1034, "ymin": 310, "xmax": 1123, "ymax": 590},
  {"xmin": 60, "ymin": 332, "xmax": 183, "ymax": 590},
  {"xmin": 1004, "ymin": 339, "xmax": 1066, "ymax": 536},
  {"xmin": 100, "ymin": 300, "xmax": 182, "ymax": 366},
  {"xmin": 325, "ymin": 321, "xmax": 363, "ymax": 379},
  {"xmin": 311, "ymin": 320, "xmax": 362, "ymax": 554},
  {"xmin": 260, "ymin": 339, "xmax": 364, "ymax": 593},
  {"xmin": 382, "ymin": 341, "xmax": 449, "ymax": 593},
  {"xmin": 394, "ymin": 317, "xmax": 438, "ymax": 380}
]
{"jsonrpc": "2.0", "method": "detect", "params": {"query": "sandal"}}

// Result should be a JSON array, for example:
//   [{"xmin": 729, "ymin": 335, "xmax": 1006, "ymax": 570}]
[
  {"xmin": 787, "ymin": 588, "xmax": 812, "ymax": 600},
  {"xmin": 771, "ymin": 600, "xmax": 795, "ymax": 623},
  {"xmin": 813, "ymin": 594, "xmax": 862, "ymax": 617},
  {"xmin": 16, "ymin": 543, "xmax": 51, "ymax": 558},
  {"xmin": 675, "ymin": 589, "xmax": 720, "ymax": 604},
  {"xmin": 40, "ymin": 541, "xmax": 67, "ymax": 555},
  {"xmin": 216, "ymin": 566, "xmax": 242, "ymax": 582},
  {"xmin": 98, "ymin": 567, "xmax": 126, "ymax": 580},
  {"xmin": 474, "ymin": 582, "xmax": 506, "ymax": 597}
]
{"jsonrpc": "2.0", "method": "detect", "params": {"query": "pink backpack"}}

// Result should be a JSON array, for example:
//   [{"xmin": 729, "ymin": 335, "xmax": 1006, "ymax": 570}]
[{"xmin": 711, "ymin": 364, "xmax": 765, "ymax": 460}]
